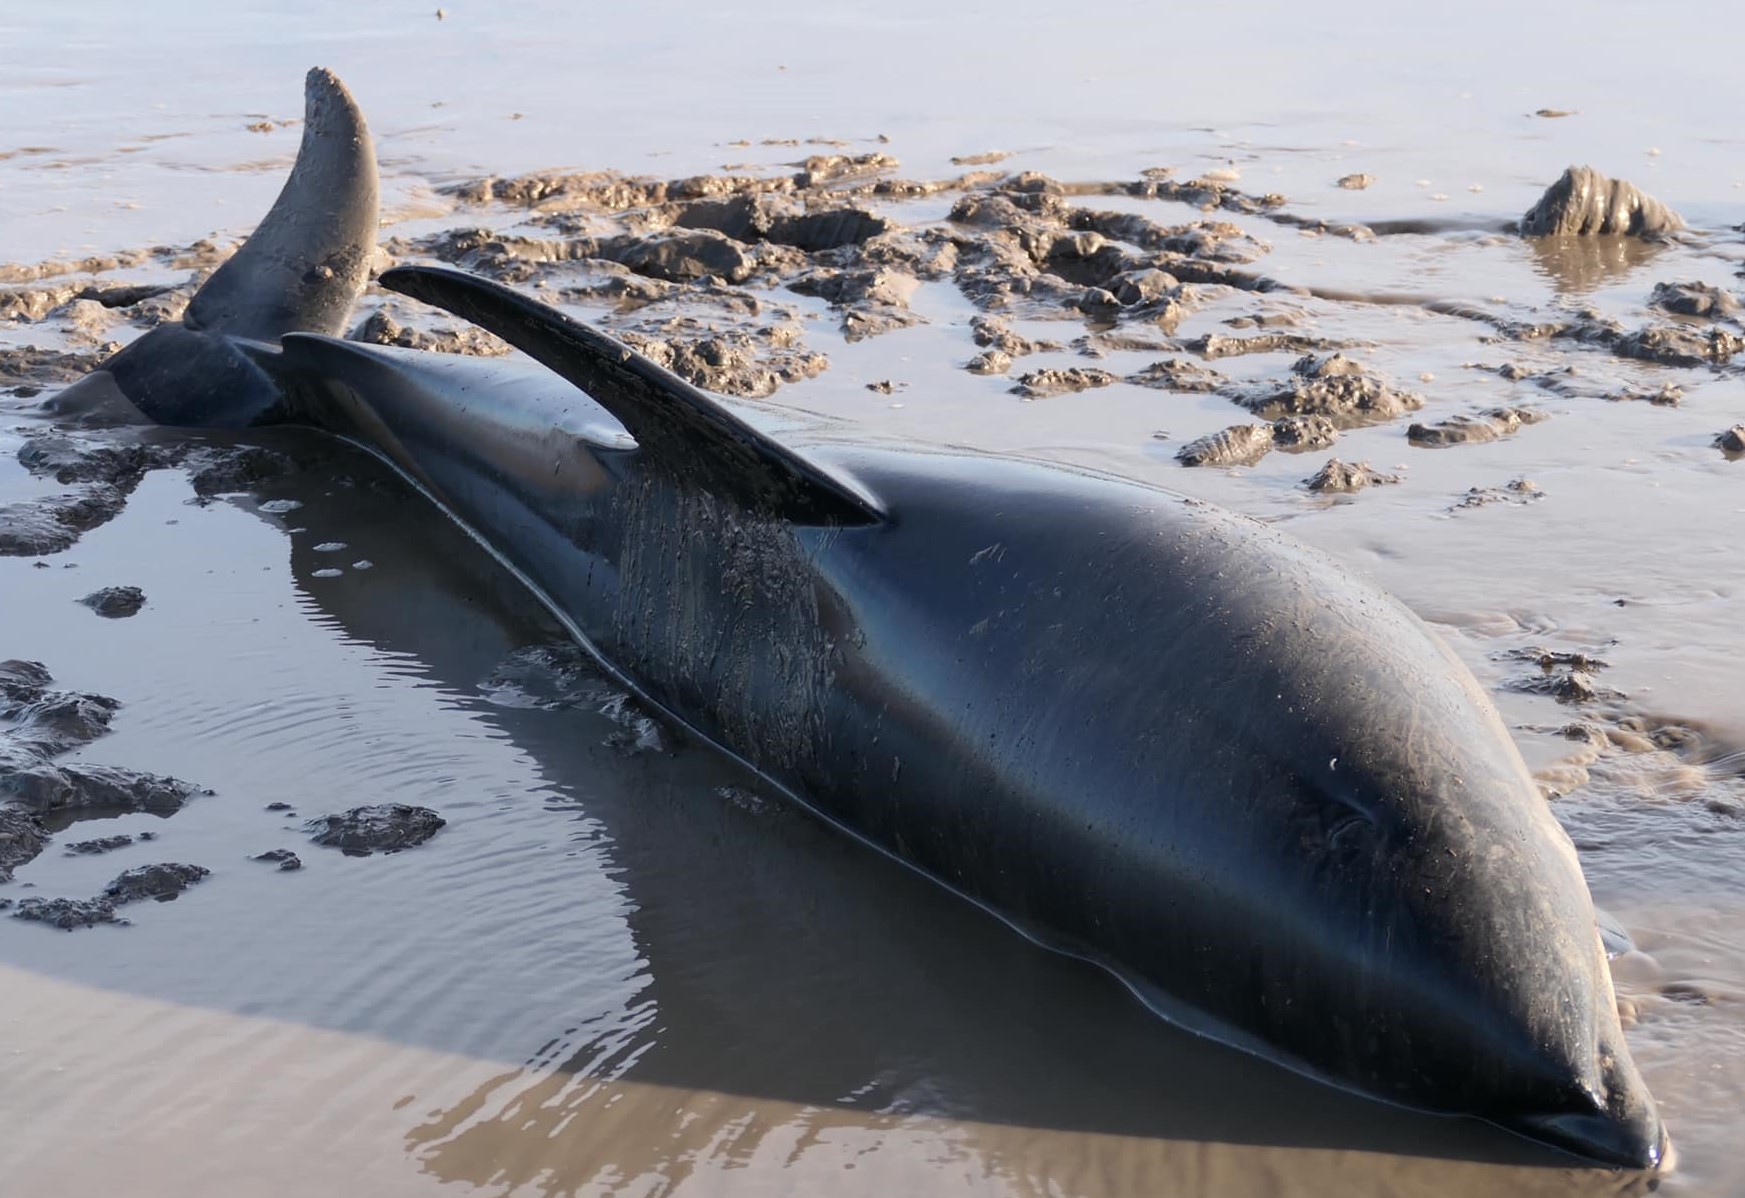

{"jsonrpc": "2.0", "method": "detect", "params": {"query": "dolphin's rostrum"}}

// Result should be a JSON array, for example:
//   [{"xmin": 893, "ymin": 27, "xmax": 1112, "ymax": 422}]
[{"xmin": 43, "ymin": 68, "xmax": 1669, "ymax": 1171}]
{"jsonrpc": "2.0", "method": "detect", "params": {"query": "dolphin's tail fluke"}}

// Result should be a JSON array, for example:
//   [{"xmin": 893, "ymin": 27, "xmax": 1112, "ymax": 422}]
[{"xmin": 50, "ymin": 68, "xmax": 379, "ymax": 428}]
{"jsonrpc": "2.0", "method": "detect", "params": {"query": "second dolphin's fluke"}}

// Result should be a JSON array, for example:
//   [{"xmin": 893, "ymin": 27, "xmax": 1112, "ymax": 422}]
[
  {"xmin": 50, "ymin": 68, "xmax": 378, "ymax": 428},
  {"xmin": 41, "ymin": 70, "xmax": 1669, "ymax": 1172}
]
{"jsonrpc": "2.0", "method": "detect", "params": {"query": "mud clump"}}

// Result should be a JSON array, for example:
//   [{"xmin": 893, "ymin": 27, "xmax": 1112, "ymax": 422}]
[
  {"xmin": 1178, "ymin": 415, "xmax": 1339, "ymax": 467},
  {"xmin": 1613, "ymin": 324, "xmax": 1744, "ymax": 368},
  {"xmin": 78, "ymin": 586, "xmax": 146, "ymax": 619},
  {"xmin": 966, "ymin": 349, "xmax": 1012, "ymax": 375},
  {"xmin": 1182, "ymin": 333, "xmax": 1345, "ymax": 360},
  {"xmin": 0, "ymin": 660, "xmax": 53, "ymax": 703},
  {"xmin": 1270, "ymin": 414, "xmax": 1339, "ymax": 451},
  {"xmin": 1506, "ymin": 669, "xmax": 1616, "ymax": 704},
  {"xmin": 1453, "ymin": 479, "xmax": 1544, "ymax": 510},
  {"xmin": 1177, "ymin": 423, "xmax": 1275, "ymax": 467},
  {"xmin": 1126, "ymin": 358, "xmax": 1227, "ymax": 393},
  {"xmin": 11, "ymin": 896, "xmax": 124, "ymax": 930},
  {"xmin": 1649, "ymin": 281, "xmax": 1738, "ymax": 319},
  {"xmin": 17, "ymin": 434, "xmax": 183, "ymax": 488},
  {"xmin": 1714, "ymin": 425, "xmax": 1745, "ymax": 458},
  {"xmin": 350, "ymin": 308, "xmax": 510, "ymax": 357},
  {"xmin": 7, "ymin": 434, "xmax": 297, "ymax": 557},
  {"xmin": 617, "ymin": 330, "xmax": 827, "ymax": 398},
  {"xmin": 1505, "ymin": 646, "xmax": 1611, "ymax": 673},
  {"xmin": 65, "ymin": 833, "xmax": 135, "ymax": 856},
  {"xmin": 1611, "ymin": 383, "xmax": 1682, "ymax": 407},
  {"xmin": 0, "ymin": 808, "xmax": 50, "ymax": 881},
  {"xmin": 788, "ymin": 267, "xmax": 921, "ymax": 341},
  {"xmin": 187, "ymin": 445, "xmax": 299, "ymax": 496},
  {"xmin": 306, "ymin": 804, "xmax": 446, "ymax": 856},
  {"xmin": 5, "ymin": 763, "xmax": 205, "ymax": 818},
  {"xmin": 0, "ymin": 346, "xmax": 114, "ymax": 392},
  {"xmin": 1229, "ymin": 353, "xmax": 1423, "ymax": 427},
  {"xmin": 4, "ymin": 689, "xmax": 120, "ymax": 755},
  {"xmin": 1010, "ymin": 367, "xmax": 1118, "ymax": 399},
  {"xmin": 1408, "ymin": 407, "xmax": 1547, "ymax": 447},
  {"xmin": 251, "ymin": 848, "xmax": 303, "ymax": 871},
  {"xmin": 1304, "ymin": 459, "xmax": 1401, "ymax": 493},
  {"xmin": 0, "ymin": 486, "xmax": 129, "ymax": 556},
  {"xmin": 970, "ymin": 315, "xmax": 1059, "ymax": 359},
  {"xmin": 0, "ymin": 661, "xmax": 205, "ymax": 831},
  {"xmin": 1519, "ymin": 166, "xmax": 1682, "ymax": 237},
  {"xmin": 102, "ymin": 862, "xmax": 209, "ymax": 903}
]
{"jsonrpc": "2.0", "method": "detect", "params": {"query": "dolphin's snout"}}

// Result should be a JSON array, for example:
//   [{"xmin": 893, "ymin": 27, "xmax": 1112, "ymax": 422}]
[{"xmin": 1513, "ymin": 1049, "xmax": 1670, "ymax": 1171}]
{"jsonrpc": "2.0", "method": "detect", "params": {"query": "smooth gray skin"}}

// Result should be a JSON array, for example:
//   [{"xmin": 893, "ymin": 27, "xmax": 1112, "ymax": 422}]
[{"xmin": 40, "ymin": 67, "xmax": 1667, "ymax": 1171}]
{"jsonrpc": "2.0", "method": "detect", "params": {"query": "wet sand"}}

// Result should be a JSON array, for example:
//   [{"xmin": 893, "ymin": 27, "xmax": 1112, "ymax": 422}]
[{"xmin": 4, "ymin": 3, "xmax": 1745, "ymax": 1195}]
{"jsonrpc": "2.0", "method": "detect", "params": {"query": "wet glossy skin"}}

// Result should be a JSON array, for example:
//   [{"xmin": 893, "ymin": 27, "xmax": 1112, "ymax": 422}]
[{"xmin": 262, "ymin": 334, "xmax": 1663, "ymax": 1168}]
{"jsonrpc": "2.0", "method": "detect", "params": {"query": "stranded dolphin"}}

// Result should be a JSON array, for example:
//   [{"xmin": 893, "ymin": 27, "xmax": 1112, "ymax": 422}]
[{"xmin": 43, "ymin": 70, "xmax": 1667, "ymax": 1170}]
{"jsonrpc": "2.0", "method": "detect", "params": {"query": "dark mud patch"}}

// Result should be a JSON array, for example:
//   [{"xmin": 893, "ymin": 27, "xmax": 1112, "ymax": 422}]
[
  {"xmin": 377, "ymin": 164, "xmax": 1303, "ymax": 394},
  {"xmin": 251, "ymin": 848, "xmax": 303, "ymax": 871},
  {"xmin": 1182, "ymin": 332, "xmax": 1347, "ymax": 360},
  {"xmin": 7, "ymin": 762, "xmax": 206, "ymax": 821},
  {"xmin": 1225, "ymin": 353, "xmax": 1423, "ymax": 428},
  {"xmin": 1520, "ymin": 166, "xmax": 1682, "ymax": 237},
  {"xmin": 1502, "ymin": 643, "xmax": 1623, "ymax": 705},
  {"xmin": 64, "ymin": 833, "xmax": 136, "ymax": 856},
  {"xmin": 78, "ymin": 586, "xmax": 145, "ymax": 618},
  {"xmin": 8, "ymin": 432, "xmax": 303, "ymax": 556},
  {"xmin": 1304, "ymin": 459, "xmax": 1401, "ymax": 493},
  {"xmin": 1176, "ymin": 415, "xmax": 1338, "ymax": 468},
  {"xmin": 1611, "ymin": 382, "xmax": 1683, "ymax": 406},
  {"xmin": 1010, "ymin": 367, "xmax": 1118, "ymax": 399},
  {"xmin": 1505, "ymin": 646, "xmax": 1613, "ymax": 673},
  {"xmin": 0, "ymin": 345, "xmax": 114, "ymax": 392},
  {"xmin": 0, "ymin": 662, "xmax": 206, "ymax": 887},
  {"xmin": 1613, "ymin": 324, "xmax": 1744, "ymax": 368},
  {"xmin": 11, "ymin": 895, "xmax": 124, "ymax": 930},
  {"xmin": 1176, "ymin": 423, "xmax": 1273, "ymax": 468},
  {"xmin": 1507, "ymin": 670, "xmax": 1619, "ymax": 704},
  {"xmin": 0, "ymin": 807, "xmax": 50, "ymax": 882},
  {"xmin": 1451, "ymin": 479, "xmax": 1543, "ymax": 511},
  {"xmin": 187, "ymin": 444, "xmax": 299, "ymax": 497},
  {"xmin": 0, "ymin": 485, "xmax": 129, "ymax": 556},
  {"xmin": 1649, "ymin": 281, "xmax": 1739, "ymax": 320},
  {"xmin": 102, "ymin": 862, "xmax": 209, "ymax": 903},
  {"xmin": 2, "ymin": 681, "xmax": 120, "ymax": 755},
  {"xmin": 970, "ymin": 315, "xmax": 1061, "ymax": 359},
  {"xmin": 1126, "ymin": 358, "xmax": 1228, "ymax": 393},
  {"xmin": 1407, "ymin": 406, "xmax": 1546, "ymax": 447},
  {"xmin": 349, "ymin": 307, "xmax": 511, "ymax": 357},
  {"xmin": 617, "ymin": 328, "xmax": 827, "ymax": 398},
  {"xmin": 306, "ymin": 804, "xmax": 445, "ymax": 856}
]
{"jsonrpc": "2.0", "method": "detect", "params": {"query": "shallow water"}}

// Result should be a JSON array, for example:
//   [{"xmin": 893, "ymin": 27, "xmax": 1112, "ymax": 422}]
[{"xmin": 2, "ymin": 3, "xmax": 1744, "ymax": 1196}]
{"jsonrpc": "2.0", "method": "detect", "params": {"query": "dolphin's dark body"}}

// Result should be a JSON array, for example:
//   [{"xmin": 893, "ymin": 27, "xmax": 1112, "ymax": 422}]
[{"xmin": 45, "ymin": 70, "xmax": 1667, "ymax": 1170}]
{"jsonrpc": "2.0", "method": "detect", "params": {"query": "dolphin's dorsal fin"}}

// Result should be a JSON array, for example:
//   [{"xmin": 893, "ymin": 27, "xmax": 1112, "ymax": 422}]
[
  {"xmin": 378, "ymin": 264, "xmax": 884, "ymax": 526},
  {"xmin": 184, "ymin": 68, "xmax": 378, "ymax": 342}
]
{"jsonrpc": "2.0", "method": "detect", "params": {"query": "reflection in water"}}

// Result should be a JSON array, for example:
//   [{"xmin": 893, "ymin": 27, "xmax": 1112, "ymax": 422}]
[{"xmin": 1525, "ymin": 234, "xmax": 1669, "ymax": 296}]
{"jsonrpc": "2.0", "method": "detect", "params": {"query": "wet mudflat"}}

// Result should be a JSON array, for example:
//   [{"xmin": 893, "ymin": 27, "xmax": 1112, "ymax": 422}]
[{"xmin": 3, "ymin": 2, "xmax": 1744, "ymax": 1196}]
